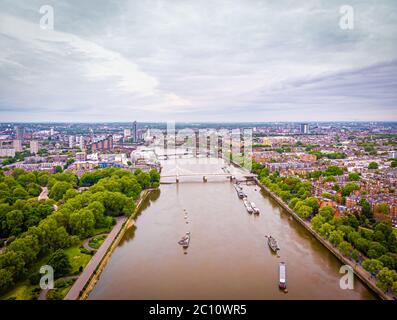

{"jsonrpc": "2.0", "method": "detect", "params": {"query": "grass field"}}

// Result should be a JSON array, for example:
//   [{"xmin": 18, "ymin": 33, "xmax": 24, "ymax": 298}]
[
  {"xmin": 64, "ymin": 246, "xmax": 92, "ymax": 274},
  {"xmin": 88, "ymin": 234, "xmax": 107, "ymax": 249},
  {"xmin": 0, "ymin": 281, "xmax": 39, "ymax": 300}
]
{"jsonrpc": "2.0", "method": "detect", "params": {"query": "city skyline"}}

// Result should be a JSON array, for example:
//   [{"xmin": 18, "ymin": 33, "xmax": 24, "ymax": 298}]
[{"xmin": 0, "ymin": 0, "xmax": 396, "ymax": 122}]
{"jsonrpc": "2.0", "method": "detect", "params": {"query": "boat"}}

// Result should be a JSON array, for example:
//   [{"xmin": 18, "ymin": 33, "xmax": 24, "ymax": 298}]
[
  {"xmin": 234, "ymin": 184, "xmax": 246, "ymax": 199},
  {"xmin": 267, "ymin": 235, "xmax": 279, "ymax": 252},
  {"xmin": 251, "ymin": 202, "xmax": 260, "ymax": 214},
  {"xmin": 178, "ymin": 232, "xmax": 190, "ymax": 249},
  {"xmin": 243, "ymin": 199, "xmax": 253, "ymax": 214},
  {"xmin": 279, "ymin": 262, "xmax": 287, "ymax": 289}
]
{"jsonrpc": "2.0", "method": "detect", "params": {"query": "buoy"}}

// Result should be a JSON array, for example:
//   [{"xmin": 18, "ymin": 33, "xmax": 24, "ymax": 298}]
[
  {"xmin": 184, "ymin": 251, "xmax": 187, "ymax": 255},
  {"xmin": 284, "ymin": 289, "xmax": 288, "ymax": 293}
]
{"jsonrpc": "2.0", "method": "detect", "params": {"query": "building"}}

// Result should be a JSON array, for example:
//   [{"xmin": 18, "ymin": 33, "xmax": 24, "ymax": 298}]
[
  {"xmin": 30, "ymin": 140, "xmax": 39, "ymax": 155},
  {"xmin": 15, "ymin": 126, "xmax": 24, "ymax": 140},
  {"xmin": 300, "ymin": 123, "xmax": 309, "ymax": 134},
  {"xmin": 389, "ymin": 151, "xmax": 397, "ymax": 159},
  {"xmin": 76, "ymin": 152, "xmax": 87, "ymax": 161},
  {"xmin": 133, "ymin": 121, "xmax": 137, "ymax": 143},
  {"xmin": 79, "ymin": 136, "xmax": 84, "ymax": 150},
  {"xmin": 0, "ymin": 148, "xmax": 15, "ymax": 157},
  {"xmin": 124, "ymin": 128, "xmax": 131, "ymax": 138},
  {"xmin": 13, "ymin": 140, "xmax": 23, "ymax": 152},
  {"xmin": 88, "ymin": 135, "xmax": 113, "ymax": 153},
  {"xmin": 69, "ymin": 136, "xmax": 74, "ymax": 148}
]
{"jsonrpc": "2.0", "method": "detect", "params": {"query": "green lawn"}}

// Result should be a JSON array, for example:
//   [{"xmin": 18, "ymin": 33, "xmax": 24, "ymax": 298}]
[
  {"xmin": 92, "ymin": 226, "xmax": 112, "ymax": 236},
  {"xmin": 88, "ymin": 234, "xmax": 107, "ymax": 249},
  {"xmin": 64, "ymin": 246, "xmax": 92, "ymax": 274},
  {"xmin": 0, "ymin": 281, "xmax": 39, "ymax": 300}
]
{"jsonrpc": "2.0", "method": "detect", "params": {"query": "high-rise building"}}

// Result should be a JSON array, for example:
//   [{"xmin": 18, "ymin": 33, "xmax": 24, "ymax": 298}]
[
  {"xmin": 300, "ymin": 123, "xmax": 309, "ymax": 134},
  {"xmin": 30, "ymin": 140, "xmax": 39, "ymax": 155},
  {"xmin": 133, "ymin": 121, "xmax": 137, "ymax": 143},
  {"xmin": 15, "ymin": 126, "xmax": 24, "ymax": 140},
  {"xmin": 69, "ymin": 136, "xmax": 74, "ymax": 148},
  {"xmin": 13, "ymin": 139, "xmax": 23, "ymax": 152},
  {"xmin": 79, "ymin": 136, "xmax": 84, "ymax": 150},
  {"xmin": 50, "ymin": 127, "xmax": 55, "ymax": 136}
]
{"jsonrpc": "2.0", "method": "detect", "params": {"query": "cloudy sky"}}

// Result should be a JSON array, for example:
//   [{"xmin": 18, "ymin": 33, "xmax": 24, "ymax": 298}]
[{"xmin": 0, "ymin": 0, "xmax": 396, "ymax": 122}]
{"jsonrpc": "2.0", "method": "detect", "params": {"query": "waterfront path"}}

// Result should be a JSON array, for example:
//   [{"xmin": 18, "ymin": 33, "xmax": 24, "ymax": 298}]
[
  {"xmin": 82, "ymin": 234, "xmax": 109, "ymax": 252},
  {"xmin": 38, "ymin": 187, "xmax": 48, "ymax": 201},
  {"xmin": 64, "ymin": 216, "xmax": 127, "ymax": 300}
]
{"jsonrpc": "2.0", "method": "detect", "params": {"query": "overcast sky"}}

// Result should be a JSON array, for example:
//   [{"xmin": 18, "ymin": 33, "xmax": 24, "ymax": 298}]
[{"xmin": 0, "ymin": 0, "xmax": 396, "ymax": 122}]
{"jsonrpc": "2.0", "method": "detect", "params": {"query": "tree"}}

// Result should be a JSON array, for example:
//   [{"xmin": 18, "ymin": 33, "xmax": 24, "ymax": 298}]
[
  {"xmin": 47, "ymin": 249, "xmax": 72, "ymax": 278},
  {"xmin": 288, "ymin": 197, "xmax": 300, "ymax": 209},
  {"xmin": 149, "ymin": 169, "xmax": 160, "ymax": 186},
  {"xmin": 324, "ymin": 166, "xmax": 344, "ymax": 176},
  {"xmin": 341, "ymin": 183, "xmax": 360, "ymax": 197},
  {"xmin": 304, "ymin": 197, "xmax": 320, "ymax": 212},
  {"xmin": 69, "ymin": 209, "xmax": 95, "ymax": 238},
  {"xmin": 7, "ymin": 235, "xmax": 40, "ymax": 265},
  {"xmin": 348, "ymin": 172, "xmax": 360, "ymax": 181},
  {"xmin": 367, "ymin": 242, "xmax": 387, "ymax": 259},
  {"xmin": 295, "ymin": 204, "xmax": 312, "ymax": 218},
  {"xmin": 319, "ymin": 223, "xmax": 335, "ymax": 238},
  {"xmin": 318, "ymin": 206, "xmax": 334, "ymax": 222},
  {"xmin": 136, "ymin": 171, "xmax": 151, "ymax": 189},
  {"xmin": 379, "ymin": 254, "xmax": 395, "ymax": 270},
  {"xmin": 49, "ymin": 181, "xmax": 73, "ymax": 201},
  {"xmin": 311, "ymin": 215, "xmax": 326, "ymax": 232},
  {"xmin": 0, "ymin": 250, "xmax": 26, "ymax": 280},
  {"xmin": 368, "ymin": 162, "xmax": 379, "ymax": 170},
  {"xmin": 339, "ymin": 241, "xmax": 353, "ymax": 256},
  {"xmin": 351, "ymin": 249, "xmax": 360, "ymax": 262},
  {"xmin": 55, "ymin": 165, "xmax": 63, "ymax": 173},
  {"xmin": 0, "ymin": 269, "xmax": 14, "ymax": 294},
  {"xmin": 377, "ymin": 267, "xmax": 397, "ymax": 292},
  {"xmin": 359, "ymin": 198, "xmax": 373, "ymax": 220},
  {"xmin": 12, "ymin": 187, "xmax": 29, "ymax": 200},
  {"xmin": 362, "ymin": 259, "xmax": 383, "ymax": 274},
  {"xmin": 6, "ymin": 210, "xmax": 24, "ymax": 235},
  {"xmin": 329, "ymin": 230, "xmax": 344, "ymax": 246},
  {"xmin": 27, "ymin": 183, "xmax": 41, "ymax": 197}
]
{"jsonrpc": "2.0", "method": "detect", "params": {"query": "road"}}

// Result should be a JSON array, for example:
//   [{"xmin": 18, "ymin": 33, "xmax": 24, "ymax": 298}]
[
  {"xmin": 38, "ymin": 187, "xmax": 48, "ymax": 201},
  {"xmin": 64, "ymin": 216, "xmax": 127, "ymax": 300}
]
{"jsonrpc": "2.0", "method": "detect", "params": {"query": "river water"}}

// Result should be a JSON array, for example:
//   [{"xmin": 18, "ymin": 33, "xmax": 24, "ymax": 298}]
[{"xmin": 89, "ymin": 157, "xmax": 375, "ymax": 299}]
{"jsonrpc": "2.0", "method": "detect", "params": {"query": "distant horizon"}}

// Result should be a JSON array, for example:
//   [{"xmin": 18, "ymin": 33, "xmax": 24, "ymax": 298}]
[{"xmin": 1, "ymin": 120, "xmax": 397, "ymax": 125}]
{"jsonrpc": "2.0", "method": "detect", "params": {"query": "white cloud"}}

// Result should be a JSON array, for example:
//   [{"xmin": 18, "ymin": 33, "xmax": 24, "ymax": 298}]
[{"xmin": 0, "ymin": 0, "xmax": 396, "ymax": 121}]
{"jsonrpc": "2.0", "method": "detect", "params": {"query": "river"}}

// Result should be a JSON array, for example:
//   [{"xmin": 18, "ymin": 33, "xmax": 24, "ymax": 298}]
[{"xmin": 89, "ymin": 157, "xmax": 375, "ymax": 299}]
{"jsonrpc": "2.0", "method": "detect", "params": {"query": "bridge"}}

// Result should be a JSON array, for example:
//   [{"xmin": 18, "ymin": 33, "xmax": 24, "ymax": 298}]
[{"xmin": 160, "ymin": 165, "xmax": 256, "ymax": 184}]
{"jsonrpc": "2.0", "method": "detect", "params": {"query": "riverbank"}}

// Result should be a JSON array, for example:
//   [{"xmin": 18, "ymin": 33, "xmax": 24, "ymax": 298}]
[
  {"xmin": 254, "ymin": 177, "xmax": 392, "ymax": 300},
  {"xmin": 75, "ymin": 188, "xmax": 155, "ymax": 300}
]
